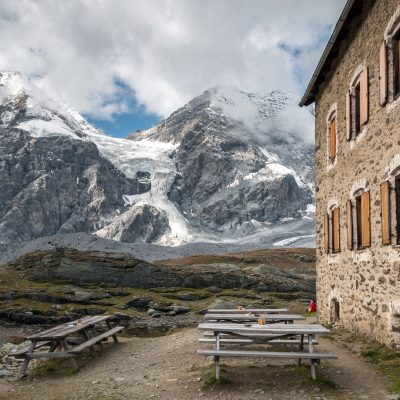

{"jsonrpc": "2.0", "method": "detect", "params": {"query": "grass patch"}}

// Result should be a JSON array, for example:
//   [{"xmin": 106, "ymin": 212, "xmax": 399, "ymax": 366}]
[
  {"xmin": 270, "ymin": 291, "xmax": 314, "ymax": 301},
  {"xmin": 203, "ymin": 366, "xmax": 232, "ymax": 386},
  {"xmin": 361, "ymin": 342, "xmax": 400, "ymax": 393},
  {"xmin": 30, "ymin": 358, "xmax": 79, "ymax": 377},
  {"xmin": 295, "ymin": 364, "xmax": 339, "ymax": 390}
]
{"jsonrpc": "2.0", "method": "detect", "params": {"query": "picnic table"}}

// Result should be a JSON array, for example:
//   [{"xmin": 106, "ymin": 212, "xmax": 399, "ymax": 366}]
[
  {"xmin": 204, "ymin": 313, "xmax": 305, "ymax": 324},
  {"xmin": 18, "ymin": 315, "xmax": 123, "ymax": 378},
  {"xmin": 206, "ymin": 308, "xmax": 288, "ymax": 314},
  {"xmin": 197, "ymin": 322, "xmax": 337, "ymax": 380}
]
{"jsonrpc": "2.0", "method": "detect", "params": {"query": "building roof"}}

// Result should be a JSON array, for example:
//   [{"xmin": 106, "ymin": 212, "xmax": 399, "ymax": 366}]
[{"xmin": 300, "ymin": 0, "xmax": 365, "ymax": 107}]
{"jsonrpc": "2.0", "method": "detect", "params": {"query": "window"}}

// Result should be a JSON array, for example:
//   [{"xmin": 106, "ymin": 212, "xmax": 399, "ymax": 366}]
[
  {"xmin": 323, "ymin": 207, "xmax": 341, "ymax": 254},
  {"xmin": 328, "ymin": 114, "xmax": 337, "ymax": 162},
  {"xmin": 380, "ymin": 181, "xmax": 391, "ymax": 245},
  {"xmin": 396, "ymin": 176, "xmax": 400, "ymax": 244},
  {"xmin": 354, "ymin": 83, "xmax": 361, "ymax": 136},
  {"xmin": 332, "ymin": 207, "xmax": 340, "ymax": 253},
  {"xmin": 324, "ymin": 214, "xmax": 329, "ymax": 254},
  {"xmin": 355, "ymin": 191, "xmax": 371, "ymax": 249},
  {"xmin": 346, "ymin": 68, "xmax": 369, "ymax": 140},
  {"xmin": 380, "ymin": 42, "xmax": 388, "ymax": 105},
  {"xmin": 393, "ymin": 33, "xmax": 400, "ymax": 97},
  {"xmin": 346, "ymin": 200, "xmax": 353, "ymax": 250},
  {"xmin": 381, "ymin": 175, "xmax": 400, "ymax": 245}
]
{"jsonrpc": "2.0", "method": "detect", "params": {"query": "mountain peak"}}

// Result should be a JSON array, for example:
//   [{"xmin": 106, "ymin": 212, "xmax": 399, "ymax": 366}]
[{"xmin": 0, "ymin": 70, "xmax": 103, "ymax": 139}]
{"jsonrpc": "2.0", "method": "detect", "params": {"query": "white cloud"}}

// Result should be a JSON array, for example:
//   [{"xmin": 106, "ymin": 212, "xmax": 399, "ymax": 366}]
[{"xmin": 0, "ymin": 0, "xmax": 346, "ymax": 120}]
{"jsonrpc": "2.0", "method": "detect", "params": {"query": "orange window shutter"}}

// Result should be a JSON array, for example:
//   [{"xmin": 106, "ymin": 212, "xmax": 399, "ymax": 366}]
[
  {"xmin": 324, "ymin": 213, "xmax": 329, "ymax": 254},
  {"xmin": 379, "ymin": 42, "xmax": 388, "ymax": 106},
  {"xmin": 333, "ymin": 208, "xmax": 340, "ymax": 252},
  {"xmin": 361, "ymin": 191, "xmax": 371, "ymax": 248},
  {"xmin": 345, "ymin": 91, "xmax": 351, "ymax": 140},
  {"xmin": 346, "ymin": 200, "xmax": 353, "ymax": 250},
  {"xmin": 380, "ymin": 181, "xmax": 391, "ymax": 245},
  {"xmin": 360, "ymin": 68, "xmax": 369, "ymax": 125},
  {"xmin": 329, "ymin": 119, "xmax": 336, "ymax": 161}
]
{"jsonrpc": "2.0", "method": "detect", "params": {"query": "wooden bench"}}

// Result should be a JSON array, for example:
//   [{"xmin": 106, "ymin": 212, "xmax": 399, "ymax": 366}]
[
  {"xmin": 198, "ymin": 338, "xmax": 319, "ymax": 345},
  {"xmin": 69, "ymin": 326, "xmax": 123, "ymax": 353},
  {"xmin": 197, "ymin": 349, "xmax": 337, "ymax": 380},
  {"xmin": 18, "ymin": 315, "xmax": 124, "ymax": 378}
]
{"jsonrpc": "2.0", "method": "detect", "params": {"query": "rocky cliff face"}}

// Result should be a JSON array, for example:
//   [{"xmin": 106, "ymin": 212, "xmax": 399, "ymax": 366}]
[
  {"xmin": 0, "ymin": 71, "xmax": 315, "ymax": 247},
  {"xmin": 10, "ymin": 247, "xmax": 315, "ymax": 292},
  {"xmin": 0, "ymin": 71, "xmax": 153, "ymax": 244}
]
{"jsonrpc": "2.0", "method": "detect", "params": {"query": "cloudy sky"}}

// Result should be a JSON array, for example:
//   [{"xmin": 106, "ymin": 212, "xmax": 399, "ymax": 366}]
[{"xmin": 0, "ymin": 0, "xmax": 346, "ymax": 137}]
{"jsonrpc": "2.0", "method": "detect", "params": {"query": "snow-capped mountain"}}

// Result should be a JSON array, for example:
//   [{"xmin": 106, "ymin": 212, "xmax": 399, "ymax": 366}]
[
  {"xmin": 128, "ymin": 87, "xmax": 315, "ymax": 244},
  {"xmin": 0, "ymin": 71, "xmax": 315, "ymax": 247}
]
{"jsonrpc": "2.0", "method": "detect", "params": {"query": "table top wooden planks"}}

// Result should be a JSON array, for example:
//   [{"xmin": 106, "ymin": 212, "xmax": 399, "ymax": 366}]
[
  {"xmin": 204, "ymin": 313, "xmax": 305, "ymax": 322},
  {"xmin": 206, "ymin": 308, "xmax": 288, "ymax": 314},
  {"xmin": 198, "ymin": 323, "xmax": 331, "ymax": 335},
  {"xmin": 28, "ymin": 315, "xmax": 112, "ymax": 340}
]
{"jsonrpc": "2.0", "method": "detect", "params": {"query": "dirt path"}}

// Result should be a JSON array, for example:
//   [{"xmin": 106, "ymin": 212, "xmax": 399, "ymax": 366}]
[{"xmin": 0, "ymin": 326, "xmax": 393, "ymax": 400}]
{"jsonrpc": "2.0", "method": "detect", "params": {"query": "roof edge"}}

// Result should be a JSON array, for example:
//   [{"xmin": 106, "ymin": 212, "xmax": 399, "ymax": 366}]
[{"xmin": 299, "ymin": 0, "xmax": 356, "ymax": 107}]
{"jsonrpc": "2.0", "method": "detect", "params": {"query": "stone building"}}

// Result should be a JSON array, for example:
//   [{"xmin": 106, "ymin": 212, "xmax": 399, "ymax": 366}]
[{"xmin": 300, "ymin": 0, "xmax": 400, "ymax": 347}]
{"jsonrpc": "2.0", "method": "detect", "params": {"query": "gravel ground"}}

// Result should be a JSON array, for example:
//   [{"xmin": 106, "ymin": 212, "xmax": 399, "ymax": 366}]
[{"xmin": 0, "ymin": 324, "xmax": 393, "ymax": 400}]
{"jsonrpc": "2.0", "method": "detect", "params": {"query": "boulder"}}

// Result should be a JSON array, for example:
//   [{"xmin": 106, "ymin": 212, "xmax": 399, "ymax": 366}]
[{"xmin": 126, "ymin": 297, "xmax": 151, "ymax": 311}]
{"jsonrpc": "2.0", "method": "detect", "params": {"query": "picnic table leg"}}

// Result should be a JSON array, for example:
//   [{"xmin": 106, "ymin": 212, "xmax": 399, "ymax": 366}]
[
  {"xmin": 18, "ymin": 340, "xmax": 36, "ymax": 379},
  {"xmin": 90, "ymin": 327, "xmax": 104, "ymax": 350},
  {"xmin": 308, "ymin": 334, "xmax": 316, "ymax": 380},
  {"xmin": 214, "ymin": 332, "xmax": 221, "ymax": 381},
  {"xmin": 60, "ymin": 339, "xmax": 79, "ymax": 369},
  {"xmin": 106, "ymin": 320, "xmax": 119, "ymax": 343},
  {"xmin": 82, "ymin": 328, "xmax": 98, "ymax": 357}
]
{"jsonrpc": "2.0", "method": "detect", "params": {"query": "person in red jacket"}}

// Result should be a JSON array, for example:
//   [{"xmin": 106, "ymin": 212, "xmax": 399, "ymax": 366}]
[{"xmin": 308, "ymin": 299, "xmax": 317, "ymax": 313}]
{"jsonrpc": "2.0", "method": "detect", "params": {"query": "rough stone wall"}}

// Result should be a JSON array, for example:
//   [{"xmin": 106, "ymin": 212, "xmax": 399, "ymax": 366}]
[{"xmin": 314, "ymin": 0, "xmax": 400, "ymax": 347}]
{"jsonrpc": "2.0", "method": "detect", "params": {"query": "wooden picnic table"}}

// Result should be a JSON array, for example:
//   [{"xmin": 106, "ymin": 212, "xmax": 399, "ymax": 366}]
[
  {"xmin": 18, "ymin": 315, "xmax": 123, "ymax": 378},
  {"xmin": 204, "ymin": 313, "xmax": 305, "ymax": 324},
  {"xmin": 197, "ymin": 322, "xmax": 336, "ymax": 380},
  {"xmin": 206, "ymin": 308, "xmax": 288, "ymax": 314}
]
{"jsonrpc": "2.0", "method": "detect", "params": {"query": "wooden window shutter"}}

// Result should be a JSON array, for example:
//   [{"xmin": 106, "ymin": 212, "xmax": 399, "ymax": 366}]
[
  {"xmin": 360, "ymin": 68, "xmax": 369, "ymax": 126},
  {"xmin": 361, "ymin": 191, "xmax": 371, "ymax": 248},
  {"xmin": 380, "ymin": 181, "xmax": 391, "ymax": 245},
  {"xmin": 332, "ymin": 208, "xmax": 340, "ymax": 252},
  {"xmin": 345, "ymin": 91, "xmax": 351, "ymax": 140},
  {"xmin": 329, "ymin": 119, "xmax": 336, "ymax": 161},
  {"xmin": 379, "ymin": 42, "xmax": 388, "ymax": 106},
  {"xmin": 324, "ymin": 213, "xmax": 329, "ymax": 254},
  {"xmin": 346, "ymin": 200, "xmax": 353, "ymax": 250}
]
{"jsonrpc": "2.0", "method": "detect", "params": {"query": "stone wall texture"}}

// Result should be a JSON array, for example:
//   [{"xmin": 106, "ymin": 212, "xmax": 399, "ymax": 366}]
[{"xmin": 314, "ymin": 0, "xmax": 400, "ymax": 347}]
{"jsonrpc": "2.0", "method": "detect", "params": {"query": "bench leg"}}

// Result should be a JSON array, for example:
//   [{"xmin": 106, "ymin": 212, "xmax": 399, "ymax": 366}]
[
  {"xmin": 310, "ymin": 361, "xmax": 317, "ymax": 380},
  {"xmin": 106, "ymin": 321, "xmax": 119, "ymax": 343},
  {"xmin": 298, "ymin": 334, "xmax": 304, "ymax": 365},
  {"xmin": 18, "ymin": 340, "xmax": 36, "ymax": 379},
  {"xmin": 215, "ymin": 332, "xmax": 221, "ymax": 381},
  {"xmin": 60, "ymin": 339, "xmax": 79, "ymax": 369},
  {"xmin": 215, "ymin": 356, "xmax": 220, "ymax": 380},
  {"xmin": 308, "ymin": 334, "xmax": 316, "ymax": 380}
]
